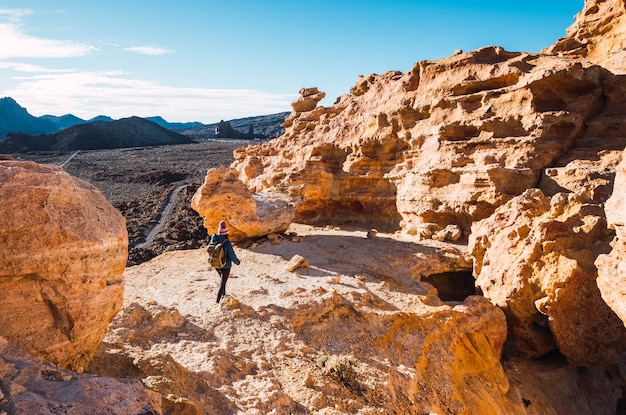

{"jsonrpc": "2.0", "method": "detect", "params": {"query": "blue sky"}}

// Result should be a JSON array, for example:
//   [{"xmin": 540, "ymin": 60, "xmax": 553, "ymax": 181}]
[{"xmin": 0, "ymin": 1, "xmax": 583, "ymax": 123}]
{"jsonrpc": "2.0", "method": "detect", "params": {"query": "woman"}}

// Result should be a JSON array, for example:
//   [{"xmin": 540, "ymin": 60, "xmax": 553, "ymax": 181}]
[{"xmin": 210, "ymin": 220, "xmax": 241, "ymax": 303}]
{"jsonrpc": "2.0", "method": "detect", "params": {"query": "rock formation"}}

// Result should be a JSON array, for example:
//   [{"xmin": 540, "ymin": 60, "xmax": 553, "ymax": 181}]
[
  {"xmin": 191, "ymin": 165, "xmax": 300, "ymax": 240},
  {"xmin": 596, "ymin": 148, "xmax": 626, "ymax": 326},
  {"xmin": 546, "ymin": 0, "xmax": 626, "ymax": 74},
  {"xmin": 0, "ymin": 160, "xmax": 127, "ymax": 371},
  {"xmin": 469, "ymin": 189, "xmax": 626, "ymax": 365},
  {"xmin": 228, "ymin": 47, "xmax": 626, "ymax": 240},
  {"xmin": 0, "ymin": 336, "xmax": 160, "ymax": 415}
]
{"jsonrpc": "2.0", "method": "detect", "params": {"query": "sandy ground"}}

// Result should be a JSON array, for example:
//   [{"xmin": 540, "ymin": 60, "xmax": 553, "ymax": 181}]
[{"xmin": 91, "ymin": 224, "xmax": 477, "ymax": 414}]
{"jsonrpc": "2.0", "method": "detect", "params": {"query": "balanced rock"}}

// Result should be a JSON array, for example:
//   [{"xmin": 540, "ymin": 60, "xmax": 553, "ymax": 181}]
[
  {"xmin": 596, "ymin": 148, "xmax": 626, "ymax": 326},
  {"xmin": 191, "ymin": 165, "xmax": 300, "ymax": 240},
  {"xmin": 0, "ymin": 160, "xmax": 127, "ymax": 371},
  {"xmin": 469, "ymin": 189, "xmax": 626, "ymax": 366}
]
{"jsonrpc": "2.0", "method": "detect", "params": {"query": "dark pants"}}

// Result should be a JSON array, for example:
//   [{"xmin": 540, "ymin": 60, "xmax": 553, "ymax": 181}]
[{"xmin": 216, "ymin": 267, "xmax": 231, "ymax": 303}]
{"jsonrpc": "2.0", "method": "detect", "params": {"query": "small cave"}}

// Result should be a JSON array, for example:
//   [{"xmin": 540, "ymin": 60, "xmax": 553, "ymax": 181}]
[{"xmin": 422, "ymin": 271, "xmax": 480, "ymax": 301}]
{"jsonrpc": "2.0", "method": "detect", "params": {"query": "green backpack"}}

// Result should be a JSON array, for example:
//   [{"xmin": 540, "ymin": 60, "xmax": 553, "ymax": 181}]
[{"xmin": 207, "ymin": 240, "xmax": 226, "ymax": 269}]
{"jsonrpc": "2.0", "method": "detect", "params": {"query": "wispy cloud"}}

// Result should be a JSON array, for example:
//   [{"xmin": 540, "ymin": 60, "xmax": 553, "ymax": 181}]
[
  {"xmin": 0, "ymin": 61, "xmax": 71, "ymax": 73},
  {"xmin": 0, "ymin": 8, "xmax": 32, "ymax": 20},
  {"xmin": 5, "ymin": 71, "xmax": 293, "ymax": 122},
  {"xmin": 125, "ymin": 46, "xmax": 173, "ymax": 56},
  {"xmin": 0, "ymin": 22, "xmax": 97, "ymax": 59}
]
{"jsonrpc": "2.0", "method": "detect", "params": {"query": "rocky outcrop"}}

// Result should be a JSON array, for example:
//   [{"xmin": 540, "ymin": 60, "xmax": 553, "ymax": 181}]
[
  {"xmin": 596, "ymin": 149, "xmax": 626, "ymax": 326},
  {"xmin": 0, "ymin": 336, "xmax": 160, "ymax": 415},
  {"xmin": 230, "ymin": 46, "xmax": 626, "ymax": 239},
  {"xmin": 546, "ymin": 0, "xmax": 626, "ymax": 74},
  {"xmin": 0, "ymin": 160, "xmax": 127, "ymax": 371},
  {"xmin": 191, "ymin": 165, "xmax": 300, "ymax": 240},
  {"xmin": 469, "ymin": 189, "xmax": 626, "ymax": 366}
]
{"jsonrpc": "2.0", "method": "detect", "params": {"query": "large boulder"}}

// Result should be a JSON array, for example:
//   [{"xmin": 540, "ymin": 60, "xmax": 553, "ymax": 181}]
[
  {"xmin": 596, "ymin": 149, "xmax": 626, "ymax": 326},
  {"xmin": 191, "ymin": 165, "xmax": 299, "ymax": 240},
  {"xmin": 0, "ymin": 160, "xmax": 127, "ymax": 371},
  {"xmin": 469, "ymin": 189, "xmax": 626, "ymax": 366}
]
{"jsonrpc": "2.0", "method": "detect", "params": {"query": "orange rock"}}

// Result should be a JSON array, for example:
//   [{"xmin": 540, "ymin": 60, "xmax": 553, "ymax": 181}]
[
  {"xmin": 469, "ymin": 189, "xmax": 626, "ymax": 366},
  {"xmin": 0, "ymin": 160, "xmax": 127, "ymax": 371},
  {"xmin": 596, "ymin": 148, "xmax": 626, "ymax": 327},
  {"xmin": 231, "ymin": 46, "xmax": 626, "ymax": 238},
  {"xmin": 546, "ymin": 0, "xmax": 626, "ymax": 74},
  {"xmin": 191, "ymin": 165, "xmax": 300, "ymax": 240}
]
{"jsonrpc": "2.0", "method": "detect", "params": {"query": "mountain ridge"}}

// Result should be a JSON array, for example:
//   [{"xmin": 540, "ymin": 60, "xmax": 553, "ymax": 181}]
[
  {"xmin": 0, "ymin": 96, "xmax": 288, "ymax": 142},
  {"xmin": 0, "ymin": 116, "xmax": 194, "ymax": 152}
]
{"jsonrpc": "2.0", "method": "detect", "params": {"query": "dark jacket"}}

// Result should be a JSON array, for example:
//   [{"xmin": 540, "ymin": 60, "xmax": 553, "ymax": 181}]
[{"xmin": 209, "ymin": 234, "xmax": 240, "ymax": 269}]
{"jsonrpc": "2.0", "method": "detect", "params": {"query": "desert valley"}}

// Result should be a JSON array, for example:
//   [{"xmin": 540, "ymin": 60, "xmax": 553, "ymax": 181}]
[{"xmin": 2, "ymin": 1, "xmax": 626, "ymax": 414}]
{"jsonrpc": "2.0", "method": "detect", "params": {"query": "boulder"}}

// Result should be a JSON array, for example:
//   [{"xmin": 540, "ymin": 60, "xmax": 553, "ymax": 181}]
[
  {"xmin": 596, "ymin": 148, "xmax": 626, "ymax": 326},
  {"xmin": 469, "ymin": 189, "xmax": 626, "ymax": 366},
  {"xmin": 0, "ymin": 336, "xmax": 161, "ymax": 415},
  {"xmin": 191, "ymin": 165, "xmax": 300, "ymax": 240},
  {"xmin": 0, "ymin": 160, "xmax": 127, "ymax": 371}
]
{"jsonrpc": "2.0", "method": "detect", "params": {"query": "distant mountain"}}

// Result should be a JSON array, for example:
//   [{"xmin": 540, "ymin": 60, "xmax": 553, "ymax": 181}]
[
  {"xmin": 0, "ymin": 116, "xmax": 194, "ymax": 153},
  {"xmin": 89, "ymin": 115, "xmax": 114, "ymax": 122},
  {"xmin": 0, "ymin": 97, "xmax": 57, "ymax": 138},
  {"xmin": 0, "ymin": 97, "xmax": 288, "ymax": 143},
  {"xmin": 39, "ymin": 114, "xmax": 88, "ymax": 130},
  {"xmin": 145, "ymin": 116, "xmax": 203, "ymax": 130},
  {"xmin": 180, "ymin": 112, "xmax": 289, "ymax": 139}
]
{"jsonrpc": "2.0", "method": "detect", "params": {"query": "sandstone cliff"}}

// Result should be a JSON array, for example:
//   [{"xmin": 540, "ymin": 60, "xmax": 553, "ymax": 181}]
[
  {"xmin": 0, "ymin": 160, "xmax": 128, "ymax": 372},
  {"xmin": 546, "ymin": 0, "xmax": 626, "ymax": 74}
]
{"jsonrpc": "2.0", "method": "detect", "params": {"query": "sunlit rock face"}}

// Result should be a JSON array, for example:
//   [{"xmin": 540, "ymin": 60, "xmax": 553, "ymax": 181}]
[
  {"xmin": 469, "ymin": 189, "xmax": 626, "ymax": 366},
  {"xmin": 546, "ymin": 0, "xmax": 626, "ymax": 74},
  {"xmin": 0, "ymin": 160, "xmax": 127, "ymax": 371},
  {"xmin": 230, "ymin": 46, "xmax": 626, "ymax": 240},
  {"xmin": 191, "ymin": 165, "xmax": 299, "ymax": 241},
  {"xmin": 596, "ymin": 148, "xmax": 626, "ymax": 327}
]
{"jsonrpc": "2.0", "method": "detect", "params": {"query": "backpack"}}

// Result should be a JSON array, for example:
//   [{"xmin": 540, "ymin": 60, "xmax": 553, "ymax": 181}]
[{"xmin": 207, "ymin": 240, "xmax": 226, "ymax": 269}]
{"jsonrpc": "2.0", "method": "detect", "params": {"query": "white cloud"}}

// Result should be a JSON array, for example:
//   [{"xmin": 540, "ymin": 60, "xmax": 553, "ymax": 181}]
[
  {"xmin": 0, "ymin": 8, "xmax": 97, "ymax": 59},
  {"xmin": 5, "ymin": 71, "xmax": 293, "ymax": 122},
  {"xmin": 0, "ymin": 8, "xmax": 32, "ymax": 20},
  {"xmin": 125, "ymin": 46, "xmax": 173, "ymax": 56},
  {"xmin": 0, "ymin": 61, "xmax": 71, "ymax": 73}
]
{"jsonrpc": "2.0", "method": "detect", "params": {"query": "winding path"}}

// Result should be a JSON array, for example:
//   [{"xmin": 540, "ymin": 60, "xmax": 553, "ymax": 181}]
[
  {"xmin": 136, "ymin": 184, "xmax": 188, "ymax": 249},
  {"xmin": 59, "ymin": 150, "xmax": 81, "ymax": 167}
]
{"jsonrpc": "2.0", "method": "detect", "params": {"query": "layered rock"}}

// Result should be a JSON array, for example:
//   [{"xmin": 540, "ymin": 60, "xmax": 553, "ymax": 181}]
[
  {"xmin": 546, "ymin": 0, "xmax": 626, "ymax": 74},
  {"xmin": 0, "ymin": 160, "xmax": 127, "ymax": 371},
  {"xmin": 191, "ymin": 165, "xmax": 299, "ymax": 241},
  {"xmin": 0, "ymin": 336, "xmax": 160, "ymax": 415},
  {"xmin": 469, "ymin": 189, "xmax": 626, "ymax": 366},
  {"xmin": 596, "ymin": 149, "xmax": 626, "ymax": 326},
  {"xmin": 231, "ymin": 46, "xmax": 626, "ymax": 239}
]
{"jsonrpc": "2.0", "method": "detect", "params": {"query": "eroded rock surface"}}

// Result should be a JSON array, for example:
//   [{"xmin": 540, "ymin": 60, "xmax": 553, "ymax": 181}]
[
  {"xmin": 596, "ymin": 148, "xmax": 626, "ymax": 326},
  {"xmin": 546, "ymin": 0, "xmax": 626, "ymax": 74},
  {"xmin": 0, "ymin": 160, "xmax": 127, "ymax": 371},
  {"xmin": 469, "ymin": 189, "xmax": 626, "ymax": 366},
  {"xmin": 230, "ymin": 46, "xmax": 626, "ymax": 240}
]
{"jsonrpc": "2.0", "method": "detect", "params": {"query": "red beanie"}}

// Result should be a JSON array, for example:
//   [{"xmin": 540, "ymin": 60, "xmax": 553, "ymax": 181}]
[{"xmin": 218, "ymin": 220, "xmax": 229, "ymax": 235}]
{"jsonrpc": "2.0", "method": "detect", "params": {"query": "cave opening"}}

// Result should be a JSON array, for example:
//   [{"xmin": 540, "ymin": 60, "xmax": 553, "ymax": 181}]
[{"xmin": 422, "ymin": 271, "xmax": 480, "ymax": 301}]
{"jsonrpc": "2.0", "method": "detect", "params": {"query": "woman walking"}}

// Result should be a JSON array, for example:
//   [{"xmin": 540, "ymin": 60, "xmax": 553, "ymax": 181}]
[{"xmin": 210, "ymin": 220, "xmax": 241, "ymax": 303}]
